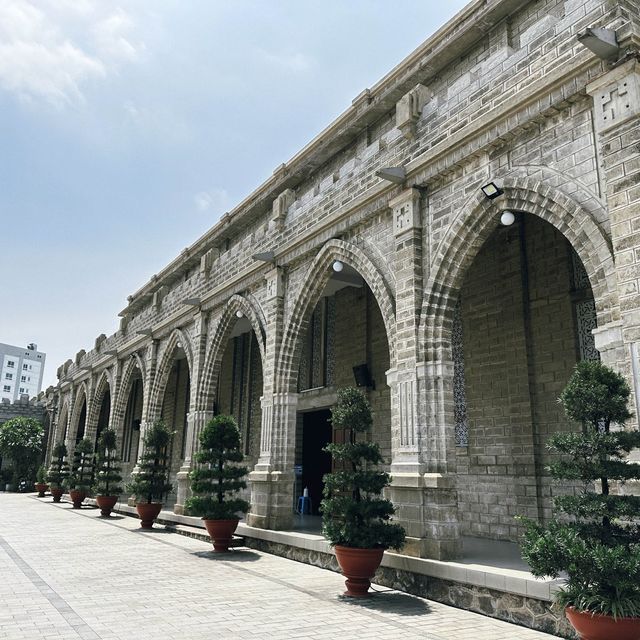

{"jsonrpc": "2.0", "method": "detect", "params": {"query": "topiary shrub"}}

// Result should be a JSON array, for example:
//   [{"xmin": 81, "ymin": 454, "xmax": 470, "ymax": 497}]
[
  {"xmin": 519, "ymin": 360, "xmax": 640, "ymax": 619},
  {"xmin": 47, "ymin": 443, "xmax": 70, "ymax": 489},
  {"xmin": 68, "ymin": 437, "xmax": 95, "ymax": 492},
  {"xmin": 94, "ymin": 429, "xmax": 123, "ymax": 497},
  {"xmin": 126, "ymin": 420, "xmax": 173, "ymax": 504},
  {"xmin": 186, "ymin": 415, "xmax": 249, "ymax": 520},
  {"xmin": 321, "ymin": 387, "xmax": 405, "ymax": 550}
]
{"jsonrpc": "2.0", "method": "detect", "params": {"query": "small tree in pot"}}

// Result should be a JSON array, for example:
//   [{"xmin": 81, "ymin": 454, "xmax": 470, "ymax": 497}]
[
  {"xmin": 67, "ymin": 437, "xmax": 94, "ymax": 508},
  {"xmin": 519, "ymin": 361, "xmax": 640, "ymax": 640},
  {"xmin": 321, "ymin": 387, "xmax": 405, "ymax": 597},
  {"xmin": 35, "ymin": 465, "xmax": 48, "ymax": 497},
  {"xmin": 47, "ymin": 443, "xmax": 69, "ymax": 502},
  {"xmin": 186, "ymin": 415, "xmax": 249, "ymax": 552},
  {"xmin": 93, "ymin": 429, "xmax": 123, "ymax": 517},
  {"xmin": 126, "ymin": 420, "xmax": 173, "ymax": 529}
]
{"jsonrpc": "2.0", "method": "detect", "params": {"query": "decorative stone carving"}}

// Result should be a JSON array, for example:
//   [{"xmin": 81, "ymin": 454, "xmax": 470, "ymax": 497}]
[
  {"xmin": 389, "ymin": 188, "xmax": 422, "ymax": 237},
  {"xmin": 398, "ymin": 378, "xmax": 417, "ymax": 447},
  {"xmin": 396, "ymin": 84, "xmax": 431, "ymax": 139},
  {"xmin": 265, "ymin": 267, "xmax": 284, "ymax": 300},
  {"xmin": 452, "ymin": 300, "xmax": 469, "ymax": 447},
  {"xmin": 587, "ymin": 59, "xmax": 640, "ymax": 134},
  {"xmin": 271, "ymin": 188, "xmax": 295, "ymax": 227},
  {"xmin": 260, "ymin": 400, "xmax": 273, "ymax": 454}
]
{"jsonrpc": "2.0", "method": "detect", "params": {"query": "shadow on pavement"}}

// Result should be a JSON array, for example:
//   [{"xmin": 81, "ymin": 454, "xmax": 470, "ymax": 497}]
[
  {"xmin": 337, "ymin": 590, "xmax": 431, "ymax": 616},
  {"xmin": 192, "ymin": 549, "xmax": 262, "ymax": 562}
]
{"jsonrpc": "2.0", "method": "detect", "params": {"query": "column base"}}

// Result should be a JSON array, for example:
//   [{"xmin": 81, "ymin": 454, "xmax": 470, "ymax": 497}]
[
  {"xmin": 174, "ymin": 468, "xmax": 191, "ymax": 515},
  {"xmin": 247, "ymin": 469, "xmax": 295, "ymax": 530}
]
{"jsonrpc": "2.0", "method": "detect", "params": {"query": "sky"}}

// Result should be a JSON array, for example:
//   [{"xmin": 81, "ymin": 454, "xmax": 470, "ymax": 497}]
[{"xmin": 0, "ymin": 0, "xmax": 470, "ymax": 389}]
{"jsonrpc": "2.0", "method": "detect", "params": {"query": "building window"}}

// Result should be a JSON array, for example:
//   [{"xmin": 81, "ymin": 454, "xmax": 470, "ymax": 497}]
[
  {"xmin": 21, "ymin": 376, "xmax": 26, "ymax": 382},
  {"xmin": 37, "ymin": 355, "xmax": 41, "ymax": 359},
  {"xmin": 19, "ymin": 387, "xmax": 25, "ymax": 393},
  {"xmin": 3, "ymin": 385, "xmax": 10, "ymax": 392},
  {"xmin": 7, "ymin": 360, "xmax": 14, "ymax": 368},
  {"xmin": 5, "ymin": 373, "xmax": 12, "ymax": 380},
  {"xmin": 23, "ymin": 364, "xmax": 28, "ymax": 370}
]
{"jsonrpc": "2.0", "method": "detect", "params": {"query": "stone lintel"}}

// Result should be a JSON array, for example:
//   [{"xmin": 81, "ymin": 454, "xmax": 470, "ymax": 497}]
[{"xmin": 390, "ymin": 472, "xmax": 455, "ymax": 489}]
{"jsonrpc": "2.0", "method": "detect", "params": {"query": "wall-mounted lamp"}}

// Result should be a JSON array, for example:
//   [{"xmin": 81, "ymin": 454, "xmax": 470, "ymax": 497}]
[
  {"xmin": 481, "ymin": 182, "xmax": 503, "ymax": 200},
  {"xmin": 577, "ymin": 28, "xmax": 619, "ymax": 61},
  {"xmin": 176, "ymin": 341, "xmax": 182, "ymax": 349},
  {"xmin": 500, "ymin": 211, "xmax": 515, "ymax": 226},
  {"xmin": 236, "ymin": 310, "xmax": 244, "ymax": 318},
  {"xmin": 375, "ymin": 166, "xmax": 406, "ymax": 184},
  {"xmin": 253, "ymin": 251, "xmax": 276, "ymax": 263},
  {"xmin": 332, "ymin": 260, "xmax": 344, "ymax": 273}
]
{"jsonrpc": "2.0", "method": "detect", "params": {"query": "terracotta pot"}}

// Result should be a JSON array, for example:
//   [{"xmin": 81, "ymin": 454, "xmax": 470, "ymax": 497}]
[
  {"xmin": 136, "ymin": 502, "xmax": 163, "ymax": 529},
  {"xmin": 35, "ymin": 483, "xmax": 48, "ymax": 497},
  {"xmin": 334, "ymin": 545, "xmax": 384, "ymax": 597},
  {"xmin": 69, "ymin": 489, "xmax": 87, "ymax": 509},
  {"xmin": 566, "ymin": 607, "xmax": 640, "ymax": 640},
  {"xmin": 203, "ymin": 519, "xmax": 239, "ymax": 552},
  {"xmin": 51, "ymin": 487, "xmax": 64, "ymax": 503},
  {"xmin": 95, "ymin": 495, "xmax": 118, "ymax": 517}
]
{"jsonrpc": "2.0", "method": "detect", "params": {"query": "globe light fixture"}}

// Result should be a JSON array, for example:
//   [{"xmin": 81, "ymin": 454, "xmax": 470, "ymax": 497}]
[
  {"xmin": 332, "ymin": 260, "xmax": 344, "ymax": 273},
  {"xmin": 500, "ymin": 211, "xmax": 515, "ymax": 226},
  {"xmin": 236, "ymin": 310, "xmax": 244, "ymax": 318}
]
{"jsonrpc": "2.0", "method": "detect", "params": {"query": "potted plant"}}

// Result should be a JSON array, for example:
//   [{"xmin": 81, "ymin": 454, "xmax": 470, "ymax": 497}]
[
  {"xmin": 94, "ymin": 429, "xmax": 123, "ymax": 517},
  {"xmin": 47, "ymin": 443, "xmax": 70, "ymax": 502},
  {"xmin": 519, "ymin": 361, "xmax": 640, "ymax": 640},
  {"xmin": 35, "ymin": 465, "xmax": 48, "ymax": 497},
  {"xmin": 126, "ymin": 420, "xmax": 173, "ymax": 529},
  {"xmin": 67, "ymin": 437, "xmax": 94, "ymax": 508},
  {"xmin": 321, "ymin": 387, "xmax": 405, "ymax": 597},
  {"xmin": 186, "ymin": 415, "xmax": 249, "ymax": 552}
]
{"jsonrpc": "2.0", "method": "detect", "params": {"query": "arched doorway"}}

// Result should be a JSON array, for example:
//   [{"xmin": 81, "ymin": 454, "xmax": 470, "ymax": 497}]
[
  {"xmin": 120, "ymin": 366, "xmax": 143, "ymax": 479},
  {"xmin": 453, "ymin": 214, "xmax": 598, "ymax": 541}
]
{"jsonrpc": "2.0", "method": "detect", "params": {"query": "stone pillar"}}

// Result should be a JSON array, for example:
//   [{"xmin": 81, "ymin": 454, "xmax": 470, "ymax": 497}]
[
  {"xmin": 587, "ymin": 59, "xmax": 640, "ymax": 425},
  {"xmin": 175, "ymin": 313, "xmax": 209, "ymax": 514},
  {"xmin": 247, "ymin": 266, "xmax": 296, "ymax": 529},
  {"xmin": 386, "ymin": 188, "xmax": 461, "ymax": 560}
]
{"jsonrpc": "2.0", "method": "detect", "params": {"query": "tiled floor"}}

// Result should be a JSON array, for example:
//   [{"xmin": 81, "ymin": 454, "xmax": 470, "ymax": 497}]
[{"xmin": 0, "ymin": 494, "xmax": 559, "ymax": 639}]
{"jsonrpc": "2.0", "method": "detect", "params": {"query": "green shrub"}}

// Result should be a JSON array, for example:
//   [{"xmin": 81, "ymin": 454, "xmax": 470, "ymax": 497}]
[
  {"xmin": 186, "ymin": 415, "xmax": 249, "ymax": 520},
  {"xmin": 68, "ymin": 437, "xmax": 95, "ymax": 492},
  {"xmin": 47, "ymin": 443, "xmax": 69, "ymax": 489},
  {"xmin": 126, "ymin": 420, "xmax": 173, "ymax": 504},
  {"xmin": 36, "ymin": 465, "xmax": 47, "ymax": 484},
  {"xmin": 0, "ymin": 417, "xmax": 44, "ymax": 485},
  {"xmin": 321, "ymin": 387, "xmax": 405, "ymax": 550},
  {"xmin": 94, "ymin": 429, "xmax": 123, "ymax": 496},
  {"xmin": 519, "ymin": 361, "xmax": 640, "ymax": 619}
]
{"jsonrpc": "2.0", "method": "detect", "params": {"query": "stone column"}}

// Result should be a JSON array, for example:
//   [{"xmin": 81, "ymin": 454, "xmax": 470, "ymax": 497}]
[
  {"xmin": 386, "ymin": 188, "xmax": 461, "ymax": 560},
  {"xmin": 587, "ymin": 58, "xmax": 640, "ymax": 432},
  {"xmin": 247, "ymin": 266, "xmax": 296, "ymax": 529},
  {"xmin": 175, "ymin": 313, "xmax": 209, "ymax": 514}
]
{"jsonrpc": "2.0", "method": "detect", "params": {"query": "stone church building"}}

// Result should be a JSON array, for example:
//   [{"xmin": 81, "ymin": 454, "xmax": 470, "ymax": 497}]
[{"xmin": 44, "ymin": 0, "xmax": 640, "ymax": 563}]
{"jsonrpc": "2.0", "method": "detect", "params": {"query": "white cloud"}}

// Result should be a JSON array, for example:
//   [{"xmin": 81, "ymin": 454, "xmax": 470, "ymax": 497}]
[
  {"xmin": 0, "ymin": 1, "xmax": 142, "ymax": 108},
  {"xmin": 194, "ymin": 188, "xmax": 232, "ymax": 215}
]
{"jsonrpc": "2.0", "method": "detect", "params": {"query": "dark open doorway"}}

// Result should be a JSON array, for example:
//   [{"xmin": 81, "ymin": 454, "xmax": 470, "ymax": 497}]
[{"xmin": 301, "ymin": 409, "xmax": 332, "ymax": 515}]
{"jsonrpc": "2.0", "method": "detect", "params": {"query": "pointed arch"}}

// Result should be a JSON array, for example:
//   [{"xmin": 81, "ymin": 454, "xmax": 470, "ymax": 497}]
[
  {"xmin": 55, "ymin": 399, "xmax": 70, "ymax": 444},
  {"xmin": 86, "ymin": 369, "xmax": 112, "ymax": 441},
  {"xmin": 67, "ymin": 382, "xmax": 89, "ymax": 446},
  {"xmin": 420, "ymin": 173, "xmax": 616, "ymax": 362},
  {"xmin": 275, "ymin": 238, "xmax": 396, "ymax": 393},
  {"xmin": 196, "ymin": 294, "xmax": 267, "ymax": 412},
  {"xmin": 112, "ymin": 353, "xmax": 145, "ymax": 432},
  {"xmin": 147, "ymin": 328, "xmax": 193, "ymax": 422}
]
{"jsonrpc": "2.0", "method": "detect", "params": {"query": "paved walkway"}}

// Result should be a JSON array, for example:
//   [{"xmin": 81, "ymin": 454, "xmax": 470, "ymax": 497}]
[{"xmin": 0, "ymin": 494, "xmax": 558, "ymax": 640}]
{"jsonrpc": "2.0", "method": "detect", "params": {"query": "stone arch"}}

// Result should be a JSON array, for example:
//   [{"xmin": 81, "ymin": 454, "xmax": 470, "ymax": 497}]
[
  {"xmin": 67, "ymin": 382, "xmax": 89, "ymax": 446},
  {"xmin": 86, "ymin": 369, "xmax": 112, "ymax": 442},
  {"xmin": 276, "ymin": 238, "xmax": 396, "ymax": 393},
  {"xmin": 112, "ymin": 353, "xmax": 145, "ymax": 434},
  {"xmin": 55, "ymin": 399, "xmax": 70, "ymax": 444},
  {"xmin": 420, "ymin": 174, "xmax": 616, "ymax": 362},
  {"xmin": 197, "ymin": 293, "xmax": 267, "ymax": 412},
  {"xmin": 147, "ymin": 328, "xmax": 194, "ymax": 422}
]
